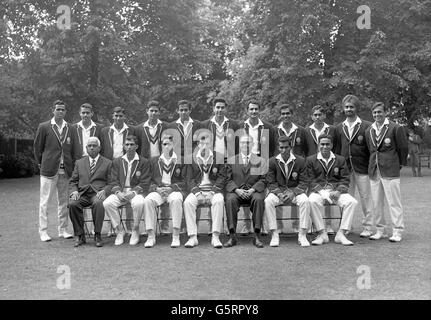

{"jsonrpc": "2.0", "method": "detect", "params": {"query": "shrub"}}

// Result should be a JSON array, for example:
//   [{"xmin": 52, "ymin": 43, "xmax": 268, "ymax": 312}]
[{"xmin": 0, "ymin": 152, "xmax": 39, "ymax": 178}]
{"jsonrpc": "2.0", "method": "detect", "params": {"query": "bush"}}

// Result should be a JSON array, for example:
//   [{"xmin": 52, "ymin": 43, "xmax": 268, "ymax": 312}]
[{"xmin": 0, "ymin": 152, "xmax": 39, "ymax": 178}]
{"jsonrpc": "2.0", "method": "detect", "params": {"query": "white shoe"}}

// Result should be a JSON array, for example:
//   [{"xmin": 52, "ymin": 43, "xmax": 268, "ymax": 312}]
[
  {"xmin": 40, "ymin": 231, "xmax": 52, "ymax": 242},
  {"xmin": 312, "ymin": 232, "xmax": 329, "ymax": 245},
  {"xmin": 114, "ymin": 230, "xmax": 125, "ymax": 245},
  {"xmin": 270, "ymin": 232, "xmax": 279, "ymax": 247},
  {"xmin": 211, "ymin": 235, "xmax": 223, "ymax": 249},
  {"xmin": 298, "ymin": 234, "xmax": 310, "ymax": 247},
  {"xmin": 389, "ymin": 230, "xmax": 402, "ymax": 242},
  {"xmin": 184, "ymin": 236, "xmax": 198, "ymax": 248},
  {"xmin": 292, "ymin": 227, "xmax": 299, "ymax": 233},
  {"xmin": 334, "ymin": 231, "xmax": 354, "ymax": 246},
  {"xmin": 171, "ymin": 235, "xmax": 180, "ymax": 248},
  {"xmin": 107, "ymin": 230, "xmax": 113, "ymax": 237},
  {"xmin": 144, "ymin": 237, "xmax": 156, "ymax": 248},
  {"xmin": 326, "ymin": 226, "xmax": 335, "ymax": 235},
  {"xmin": 369, "ymin": 230, "xmax": 387, "ymax": 240},
  {"xmin": 58, "ymin": 229, "xmax": 73, "ymax": 239},
  {"xmin": 129, "ymin": 231, "xmax": 140, "ymax": 245},
  {"xmin": 360, "ymin": 229, "xmax": 373, "ymax": 238}
]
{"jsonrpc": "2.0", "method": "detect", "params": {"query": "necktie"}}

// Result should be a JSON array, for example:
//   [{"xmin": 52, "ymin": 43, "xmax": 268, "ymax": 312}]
[
  {"xmin": 90, "ymin": 159, "xmax": 96, "ymax": 175},
  {"xmin": 244, "ymin": 156, "xmax": 249, "ymax": 166}
]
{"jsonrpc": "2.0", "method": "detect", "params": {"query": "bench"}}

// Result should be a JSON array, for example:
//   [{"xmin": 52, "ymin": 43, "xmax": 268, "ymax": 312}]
[{"xmin": 418, "ymin": 152, "xmax": 431, "ymax": 169}]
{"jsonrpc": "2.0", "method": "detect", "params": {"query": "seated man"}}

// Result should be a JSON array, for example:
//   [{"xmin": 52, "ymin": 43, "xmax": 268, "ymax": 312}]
[
  {"xmin": 306, "ymin": 134, "xmax": 358, "ymax": 246},
  {"xmin": 103, "ymin": 135, "xmax": 150, "ymax": 246},
  {"xmin": 142, "ymin": 135, "xmax": 188, "ymax": 248},
  {"xmin": 69, "ymin": 137, "xmax": 112, "ymax": 247},
  {"xmin": 265, "ymin": 136, "xmax": 311, "ymax": 247},
  {"xmin": 224, "ymin": 134, "xmax": 267, "ymax": 248},
  {"xmin": 184, "ymin": 134, "xmax": 226, "ymax": 249}
]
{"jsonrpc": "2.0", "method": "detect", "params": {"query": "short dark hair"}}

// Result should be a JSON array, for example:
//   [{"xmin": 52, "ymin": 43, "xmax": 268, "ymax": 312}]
[
  {"xmin": 177, "ymin": 100, "xmax": 191, "ymax": 109},
  {"xmin": 125, "ymin": 135, "xmax": 138, "ymax": 144},
  {"xmin": 278, "ymin": 135, "xmax": 291, "ymax": 144},
  {"xmin": 247, "ymin": 100, "xmax": 260, "ymax": 109},
  {"xmin": 279, "ymin": 104, "xmax": 294, "ymax": 113},
  {"xmin": 311, "ymin": 105, "xmax": 325, "ymax": 114},
  {"xmin": 147, "ymin": 100, "xmax": 160, "ymax": 109},
  {"xmin": 371, "ymin": 102, "xmax": 387, "ymax": 112},
  {"xmin": 342, "ymin": 95, "xmax": 360, "ymax": 108},
  {"xmin": 213, "ymin": 98, "xmax": 227, "ymax": 106},
  {"xmin": 52, "ymin": 100, "xmax": 66, "ymax": 109},
  {"xmin": 113, "ymin": 106, "xmax": 125, "ymax": 114},
  {"xmin": 318, "ymin": 133, "xmax": 333, "ymax": 143},
  {"xmin": 80, "ymin": 103, "xmax": 93, "ymax": 112}
]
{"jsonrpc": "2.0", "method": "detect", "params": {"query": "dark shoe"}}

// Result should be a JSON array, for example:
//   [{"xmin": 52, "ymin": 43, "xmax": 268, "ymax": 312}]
[
  {"xmin": 94, "ymin": 233, "xmax": 103, "ymax": 247},
  {"xmin": 74, "ymin": 235, "xmax": 86, "ymax": 247},
  {"xmin": 223, "ymin": 235, "xmax": 238, "ymax": 248},
  {"xmin": 253, "ymin": 236, "xmax": 264, "ymax": 248}
]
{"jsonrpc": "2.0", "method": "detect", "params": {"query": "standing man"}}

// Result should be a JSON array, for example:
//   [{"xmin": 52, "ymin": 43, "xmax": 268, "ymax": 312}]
[
  {"xmin": 201, "ymin": 98, "xmax": 239, "ymax": 164},
  {"xmin": 135, "ymin": 100, "xmax": 168, "ymax": 160},
  {"xmin": 103, "ymin": 135, "xmax": 151, "ymax": 246},
  {"xmin": 265, "ymin": 136, "xmax": 311, "ymax": 247},
  {"xmin": 100, "ymin": 107, "xmax": 135, "ymax": 160},
  {"xmin": 34, "ymin": 100, "xmax": 78, "ymax": 241},
  {"xmin": 333, "ymin": 95, "xmax": 374, "ymax": 237},
  {"xmin": 242, "ymin": 100, "xmax": 275, "ymax": 159},
  {"xmin": 69, "ymin": 137, "xmax": 112, "ymax": 247},
  {"xmin": 407, "ymin": 127, "xmax": 422, "ymax": 177},
  {"xmin": 307, "ymin": 134, "xmax": 359, "ymax": 246},
  {"xmin": 365, "ymin": 102, "xmax": 408, "ymax": 242},
  {"xmin": 142, "ymin": 135, "xmax": 188, "ymax": 248},
  {"xmin": 73, "ymin": 103, "xmax": 103, "ymax": 159},
  {"xmin": 183, "ymin": 134, "xmax": 226, "ymax": 248},
  {"xmin": 224, "ymin": 134, "xmax": 267, "ymax": 248}
]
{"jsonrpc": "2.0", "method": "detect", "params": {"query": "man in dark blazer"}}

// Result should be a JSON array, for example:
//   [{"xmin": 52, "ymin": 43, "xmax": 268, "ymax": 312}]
[
  {"xmin": 142, "ymin": 134, "xmax": 189, "ymax": 248},
  {"xmin": 365, "ymin": 102, "xmax": 408, "ymax": 242},
  {"xmin": 103, "ymin": 135, "xmax": 151, "ymax": 246},
  {"xmin": 72, "ymin": 103, "xmax": 103, "ymax": 159},
  {"xmin": 265, "ymin": 135, "xmax": 310, "ymax": 247},
  {"xmin": 135, "ymin": 100, "xmax": 169, "ymax": 160},
  {"xmin": 333, "ymin": 95, "xmax": 374, "ymax": 238},
  {"xmin": 224, "ymin": 134, "xmax": 267, "ymax": 248},
  {"xmin": 100, "ymin": 106, "xmax": 136, "ymax": 160},
  {"xmin": 306, "ymin": 134, "xmax": 358, "ymax": 246},
  {"xmin": 34, "ymin": 99, "xmax": 79, "ymax": 242},
  {"xmin": 69, "ymin": 137, "xmax": 112, "ymax": 247},
  {"xmin": 184, "ymin": 134, "xmax": 227, "ymax": 248},
  {"xmin": 200, "ymin": 98, "xmax": 240, "ymax": 164}
]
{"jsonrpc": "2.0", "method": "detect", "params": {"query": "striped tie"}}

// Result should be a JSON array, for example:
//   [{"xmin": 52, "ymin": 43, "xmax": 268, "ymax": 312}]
[{"xmin": 90, "ymin": 159, "xmax": 96, "ymax": 175}]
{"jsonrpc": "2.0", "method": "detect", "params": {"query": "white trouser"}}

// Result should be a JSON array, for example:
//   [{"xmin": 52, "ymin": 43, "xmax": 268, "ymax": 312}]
[
  {"xmin": 183, "ymin": 192, "xmax": 224, "ymax": 235},
  {"xmin": 309, "ymin": 191, "xmax": 358, "ymax": 232},
  {"xmin": 369, "ymin": 175, "xmax": 404, "ymax": 232},
  {"xmin": 142, "ymin": 191, "xmax": 184, "ymax": 231},
  {"xmin": 349, "ymin": 172, "xmax": 373, "ymax": 229},
  {"xmin": 264, "ymin": 193, "xmax": 310, "ymax": 231},
  {"xmin": 39, "ymin": 174, "xmax": 69, "ymax": 233},
  {"xmin": 103, "ymin": 194, "xmax": 145, "ymax": 230}
]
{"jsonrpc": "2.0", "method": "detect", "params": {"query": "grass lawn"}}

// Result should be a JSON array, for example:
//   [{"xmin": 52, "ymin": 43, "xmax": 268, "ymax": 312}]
[{"xmin": 0, "ymin": 168, "xmax": 430, "ymax": 300}]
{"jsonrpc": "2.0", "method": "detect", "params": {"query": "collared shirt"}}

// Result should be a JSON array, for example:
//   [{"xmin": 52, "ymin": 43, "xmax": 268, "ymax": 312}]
[
  {"xmin": 317, "ymin": 151, "xmax": 336, "ymax": 167},
  {"xmin": 88, "ymin": 154, "xmax": 100, "ymax": 167},
  {"xmin": 78, "ymin": 120, "xmax": 97, "ymax": 156},
  {"xmin": 241, "ymin": 153, "xmax": 252, "ymax": 165},
  {"xmin": 51, "ymin": 118, "xmax": 67, "ymax": 174},
  {"xmin": 211, "ymin": 116, "xmax": 229, "ymax": 156},
  {"xmin": 121, "ymin": 153, "xmax": 139, "ymax": 189},
  {"xmin": 245, "ymin": 118, "xmax": 264, "ymax": 154},
  {"xmin": 176, "ymin": 118, "xmax": 194, "ymax": 139},
  {"xmin": 160, "ymin": 152, "xmax": 178, "ymax": 185},
  {"xmin": 276, "ymin": 152, "xmax": 296, "ymax": 176},
  {"xmin": 144, "ymin": 119, "xmax": 162, "ymax": 158},
  {"xmin": 111, "ymin": 123, "xmax": 129, "ymax": 158},
  {"xmin": 309, "ymin": 122, "xmax": 330, "ymax": 140},
  {"xmin": 197, "ymin": 149, "xmax": 213, "ymax": 188},
  {"xmin": 278, "ymin": 122, "xmax": 298, "ymax": 137},
  {"xmin": 343, "ymin": 117, "xmax": 362, "ymax": 139},
  {"xmin": 371, "ymin": 118, "xmax": 389, "ymax": 137}
]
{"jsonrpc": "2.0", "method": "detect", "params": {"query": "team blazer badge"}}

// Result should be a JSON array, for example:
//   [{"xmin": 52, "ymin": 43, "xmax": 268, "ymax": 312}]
[
  {"xmin": 334, "ymin": 167, "xmax": 339, "ymax": 175},
  {"xmin": 175, "ymin": 168, "xmax": 181, "ymax": 175},
  {"xmin": 296, "ymin": 137, "xmax": 301, "ymax": 145},
  {"xmin": 212, "ymin": 167, "xmax": 218, "ymax": 174},
  {"xmin": 384, "ymin": 138, "xmax": 391, "ymax": 146},
  {"xmin": 291, "ymin": 172, "xmax": 298, "ymax": 180},
  {"xmin": 67, "ymin": 137, "xmax": 71, "ymax": 144},
  {"xmin": 357, "ymin": 135, "xmax": 363, "ymax": 143},
  {"xmin": 136, "ymin": 171, "xmax": 141, "ymax": 177}
]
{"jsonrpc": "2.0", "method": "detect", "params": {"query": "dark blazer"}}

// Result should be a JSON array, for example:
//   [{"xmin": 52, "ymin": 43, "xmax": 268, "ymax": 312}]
[
  {"xmin": 166, "ymin": 119, "xmax": 201, "ymax": 164},
  {"xmin": 333, "ymin": 119, "xmax": 372, "ymax": 175},
  {"xmin": 33, "ymin": 120, "xmax": 79, "ymax": 177},
  {"xmin": 187, "ymin": 153, "xmax": 226, "ymax": 194},
  {"xmin": 274, "ymin": 123, "xmax": 309, "ymax": 157},
  {"xmin": 305, "ymin": 153, "xmax": 350, "ymax": 194},
  {"xmin": 99, "ymin": 125, "xmax": 136, "ymax": 160},
  {"xmin": 266, "ymin": 154, "xmax": 308, "ymax": 196},
  {"xmin": 200, "ymin": 118, "xmax": 240, "ymax": 160},
  {"xmin": 365, "ymin": 120, "xmax": 408, "ymax": 178},
  {"xmin": 72, "ymin": 122, "xmax": 103, "ymax": 159},
  {"xmin": 134, "ymin": 120, "xmax": 169, "ymax": 159},
  {"xmin": 225, "ymin": 153, "xmax": 267, "ymax": 193},
  {"xmin": 69, "ymin": 155, "xmax": 112, "ymax": 196},
  {"xmin": 148, "ymin": 155, "xmax": 188, "ymax": 196},
  {"xmin": 304, "ymin": 124, "xmax": 336, "ymax": 156},
  {"xmin": 241, "ymin": 119, "xmax": 276, "ymax": 157},
  {"xmin": 109, "ymin": 154, "xmax": 151, "ymax": 195}
]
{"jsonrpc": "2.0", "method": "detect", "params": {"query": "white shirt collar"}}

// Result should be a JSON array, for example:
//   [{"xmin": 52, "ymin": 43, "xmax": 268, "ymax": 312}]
[
  {"xmin": 160, "ymin": 151, "xmax": 178, "ymax": 163},
  {"xmin": 317, "ymin": 151, "xmax": 336, "ymax": 162},
  {"xmin": 144, "ymin": 119, "xmax": 162, "ymax": 128},
  {"xmin": 245, "ymin": 118, "xmax": 264, "ymax": 128},
  {"xmin": 51, "ymin": 117, "xmax": 67, "ymax": 130},
  {"xmin": 121, "ymin": 152, "xmax": 139, "ymax": 164},
  {"xmin": 78, "ymin": 120, "xmax": 96, "ymax": 130},
  {"xmin": 309, "ymin": 122, "xmax": 329, "ymax": 131},
  {"xmin": 88, "ymin": 154, "xmax": 100, "ymax": 164},
  {"xmin": 176, "ymin": 118, "xmax": 194, "ymax": 125},
  {"xmin": 371, "ymin": 118, "xmax": 389, "ymax": 131},
  {"xmin": 110, "ymin": 123, "xmax": 129, "ymax": 133},
  {"xmin": 343, "ymin": 117, "xmax": 362, "ymax": 128},
  {"xmin": 211, "ymin": 116, "xmax": 229, "ymax": 127},
  {"xmin": 278, "ymin": 122, "xmax": 298, "ymax": 135},
  {"xmin": 276, "ymin": 152, "xmax": 296, "ymax": 165}
]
